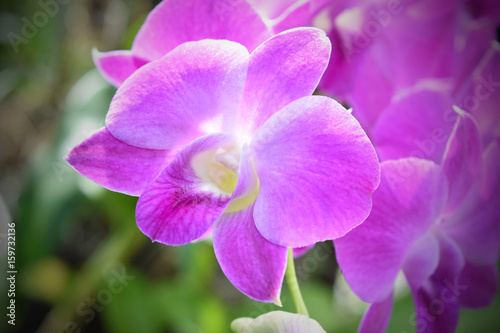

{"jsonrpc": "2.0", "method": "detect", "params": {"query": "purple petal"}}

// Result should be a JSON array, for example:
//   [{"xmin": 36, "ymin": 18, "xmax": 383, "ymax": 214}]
[
  {"xmin": 456, "ymin": 41, "xmax": 500, "ymax": 145},
  {"xmin": 213, "ymin": 203, "xmax": 287, "ymax": 303},
  {"xmin": 293, "ymin": 245, "xmax": 314, "ymax": 258},
  {"xmin": 213, "ymin": 141, "xmax": 286, "ymax": 303},
  {"xmin": 193, "ymin": 225, "xmax": 213, "ymax": 242},
  {"xmin": 480, "ymin": 140, "xmax": 500, "ymax": 200},
  {"xmin": 272, "ymin": 2, "xmax": 315, "ymax": 34},
  {"xmin": 433, "ymin": 234, "xmax": 465, "ymax": 286},
  {"xmin": 458, "ymin": 262, "xmax": 498, "ymax": 308},
  {"xmin": 318, "ymin": 25, "xmax": 357, "ymax": 100},
  {"xmin": 373, "ymin": 89, "xmax": 456, "ymax": 163},
  {"xmin": 238, "ymin": 28, "xmax": 331, "ymax": 136},
  {"xmin": 451, "ymin": 17, "xmax": 495, "ymax": 95},
  {"xmin": 92, "ymin": 49, "xmax": 149, "ymax": 87},
  {"xmin": 318, "ymin": 3, "xmax": 388, "ymax": 102},
  {"xmin": 334, "ymin": 158, "xmax": 447, "ymax": 303},
  {"xmin": 403, "ymin": 233, "xmax": 440, "ymax": 290},
  {"xmin": 136, "ymin": 133, "xmax": 235, "ymax": 245},
  {"xmin": 355, "ymin": 0, "xmax": 459, "ymax": 93},
  {"xmin": 106, "ymin": 39, "xmax": 249, "ymax": 150},
  {"xmin": 251, "ymin": 96, "xmax": 380, "ymax": 247},
  {"xmin": 411, "ymin": 234, "xmax": 464, "ymax": 333},
  {"xmin": 66, "ymin": 127, "xmax": 174, "ymax": 196},
  {"xmin": 442, "ymin": 140, "xmax": 500, "ymax": 265},
  {"xmin": 231, "ymin": 145, "xmax": 259, "ymax": 201},
  {"xmin": 358, "ymin": 293, "xmax": 393, "ymax": 333},
  {"xmin": 348, "ymin": 50, "xmax": 395, "ymax": 136},
  {"xmin": 441, "ymin": 111, "xmax": 482, "ymax": 215},
  {"xmin": 132, "ymin": 0, "xmax": 271, "ymax": 59},
  {"xmin": 412, "ymin": 283, "xmax": 460, "ymax": 333},
  {"xmin": 318, "ymin": 4, "xmax": 376, "ymax": 99}
]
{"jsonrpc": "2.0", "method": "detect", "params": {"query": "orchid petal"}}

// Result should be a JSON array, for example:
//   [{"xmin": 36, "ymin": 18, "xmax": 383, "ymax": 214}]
[
  {"xmin": 358, "ymin": 293, "xmax": 393, "ymax": 333},
  {"xmin": 214, "ymin": 202, "xmax": 287, "ymax": 304},
  {"xmin": 458, "ymin": 41, "xmax": 500, "ymax": 145},
  {"xmin": 403, "ymin": 232, "xmax": 440, "ymax": 290},
  {"xmin": 66, "ymin": 127, "xmax": 174, "ymax": 196},
  {"xmin": 458, "ymin": 262, "xmax": 498, "ymax": 308},
  {"xmin": 132, "ymin": 0, "xmax": 271, "ymax": 60},
  {"xmin": 441, "ymin": 110, "xmax": 482, "ymax": 214},
  {"xmin": 318, "ymin": 26, "xmax": 357, "ymax": 99},
  {"xmin": 443, "ymin": 141, "xmax": 500, "ymax": 265},
  {"xmin": 377, "ymin": 2, "xmax": 460, "ymax": 88},
  {"xmin": 411, "ymin": 234, "xmax": 464, "ymax": 333},
  {"xmin": 92, "ymin": 49, "xmax": 149, "ymax": 87},
  {"xmin": 480, "ymin": 140, "xmax": 500, "ymax": 200},
  {"xmin": 348, "ymin": 50, "xmax": 395, "ymax": 136},
  {"xmin": 231, "ymin": 145, "xmax": 259, "ymax": 201},
  {"xmin": 293, "ymin": 245, "xmax": 314, "ymax": 258},
  {"xmin": 213, "ymin": 142, "xmax": 285, "ymax": 303},
  {"xmin": 136, "ymin": 133, "xmax": 235, "ymax": 245},
  {"xmin": 238, "ymin": 28, "xmax": 331, "ymax": 136},
  {"xmin": 373, "ymin": 89, "xmax": 457, "ymax": 163},
  {"xmin": 334, "ymin": 159, "xmax": 447, "ymax": 303},
  {"xmin": 272, "ymin": 2, "xmax": 315, "ymax": 34},
  {"xmin": 194, "ymin": 225, "xmax": 213, "ymax": 242},
  {"xmin": 106, "ymin": 39, "xmax": 248, "ymax": 150},
  {"xmin": 446, "ymin": 200, "xmax": 500, "ymax": 266},
  {"xmin": 251, "ymin": 96, "xmax": 380, "ymax": 247},
  {"xmin": 451, "ymin": 18, "xmax": 495, "ymax": 95}
]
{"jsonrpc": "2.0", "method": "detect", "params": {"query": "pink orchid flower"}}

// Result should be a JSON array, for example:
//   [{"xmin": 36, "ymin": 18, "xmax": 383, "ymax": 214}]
[
  {"xmin": 67, "ymin": 28, "xmax": 380, "ymax": 303},
  {"xmin": 334, "ymin": 111, "xmax": 500, "ymax": 333}
]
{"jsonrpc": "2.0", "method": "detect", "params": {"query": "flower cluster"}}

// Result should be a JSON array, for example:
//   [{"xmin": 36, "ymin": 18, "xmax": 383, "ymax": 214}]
[
  {"xmin": 67, "ymin": 0, "xmax": 499, "ymax": 332},
  {"xmin": 317, "ymin": 0, "xmax": 500, "ymax": 332}
]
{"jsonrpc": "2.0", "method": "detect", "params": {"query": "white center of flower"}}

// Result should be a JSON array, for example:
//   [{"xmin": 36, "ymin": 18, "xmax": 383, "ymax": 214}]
[
  {"xmin": 207, "ymin": 161, "xmax": 238, "ymax": 193},
  {"xmin": 191, "ymin": 142, "xmax": 260, "ymax": 212},
  {"xmin": 191, "ymin": 145, "xmax": 240, "ymax": 195}
]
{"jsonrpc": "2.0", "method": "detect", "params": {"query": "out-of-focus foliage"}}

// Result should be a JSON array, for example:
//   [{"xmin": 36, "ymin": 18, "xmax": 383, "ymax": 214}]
[{"xmin": 0, "ymin": 1, "xmax": 498, "ymax": 333}]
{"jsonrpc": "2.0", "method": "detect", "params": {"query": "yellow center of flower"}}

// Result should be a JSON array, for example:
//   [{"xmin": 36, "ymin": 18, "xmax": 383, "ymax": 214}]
[
  {"xmin": 207, "ymin": 162, "xmax": 238, "ymax": 194},
  {"xmin": 224, "ymin": 180, "xmax": 259, "ymax": 213},
  {"xmin": 191, "ymin": 144, "xmax": 260, "ymax": 212}
]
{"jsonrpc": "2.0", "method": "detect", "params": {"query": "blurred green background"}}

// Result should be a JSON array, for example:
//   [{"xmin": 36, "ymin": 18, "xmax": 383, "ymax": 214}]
[{"xmin": 0, "ymin": 1, "xmax": 499, "ymax": 332}]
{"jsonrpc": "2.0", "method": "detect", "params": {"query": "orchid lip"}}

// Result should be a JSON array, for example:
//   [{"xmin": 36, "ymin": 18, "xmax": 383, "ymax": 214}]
[
  {"xmin": 207, "ymin": 161, "xmax": 238, "ymax": 193},
  {"xmin": 191, "ymin": 142, "xmax": 260, "ymax": 211},
  {"xmin": 191, "ymin": 145, "xmax": 239, "ymax": 195}
]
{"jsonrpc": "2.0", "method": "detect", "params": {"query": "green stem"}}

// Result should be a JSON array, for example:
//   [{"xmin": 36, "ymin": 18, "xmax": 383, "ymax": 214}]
[{"xmin": 285, "ymin": 247, "xmax": 309, "ymax": 316}]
